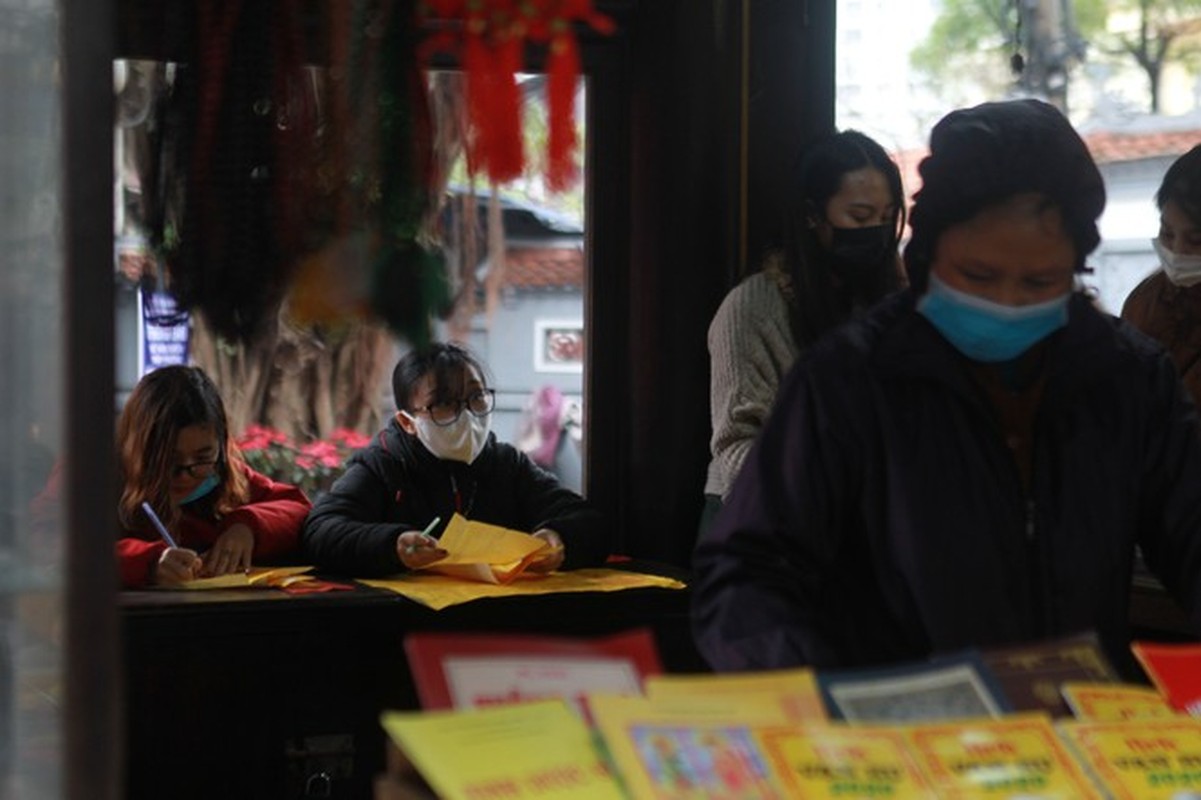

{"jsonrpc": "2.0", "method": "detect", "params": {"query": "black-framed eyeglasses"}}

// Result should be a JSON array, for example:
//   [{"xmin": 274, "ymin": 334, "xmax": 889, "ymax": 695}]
[
  {"xmin": 172, "ymin": 460, "xmax": 219, "ymax": 479},
  {"xmin": 420, "ymin": 389, "xmax": 496, "ymax": 427}
]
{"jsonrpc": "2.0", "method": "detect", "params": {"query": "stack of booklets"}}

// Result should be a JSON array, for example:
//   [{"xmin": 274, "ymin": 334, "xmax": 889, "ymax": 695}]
[{"xmin": 378, "ymin": 633, "xmax": 1201, "ymax": 798}]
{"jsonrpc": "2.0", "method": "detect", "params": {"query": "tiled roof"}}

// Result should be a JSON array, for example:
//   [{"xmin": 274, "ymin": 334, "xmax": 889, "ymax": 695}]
[
  {"xmin": 892, "ymin": 127, "xmax": 1201, "ymax": 200},
  {"xmin": 1082, "ymin": 128, "xmax": 1201, "ymax": 163},
  {"xmin": 502, "ymin": 246, "xmax": 584, "ymax": 290}
]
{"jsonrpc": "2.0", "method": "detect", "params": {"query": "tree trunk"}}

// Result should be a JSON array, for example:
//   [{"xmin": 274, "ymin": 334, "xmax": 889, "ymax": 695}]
[{"xmin": 191, "ymin": 309, "xmax": 393, "ymax": 443}]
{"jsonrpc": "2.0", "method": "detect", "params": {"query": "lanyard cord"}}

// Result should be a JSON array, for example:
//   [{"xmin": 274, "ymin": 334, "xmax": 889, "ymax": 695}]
[{"xmin": 448, "ymin": 472, "xmax": 477, "ymax": 516}]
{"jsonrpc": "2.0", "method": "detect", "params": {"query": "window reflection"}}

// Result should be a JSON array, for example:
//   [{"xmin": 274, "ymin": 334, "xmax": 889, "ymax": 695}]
[{"xmin": 1, "ymin": 0, "xmax": 64, "ymax": 794}]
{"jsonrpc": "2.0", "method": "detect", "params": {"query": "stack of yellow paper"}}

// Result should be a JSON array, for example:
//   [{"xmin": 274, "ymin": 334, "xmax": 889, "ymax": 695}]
[
  {"xmin": 419, "ymin": 513, "xmax": 559, "ymax": 584},
  {"xmin": 171, "ymin": 565, "xmax": 316, "ymax": 590}
]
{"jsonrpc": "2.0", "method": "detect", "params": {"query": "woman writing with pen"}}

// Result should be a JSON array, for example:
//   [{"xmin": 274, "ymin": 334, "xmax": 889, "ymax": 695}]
[{"xmin": 116, "ymin": 365, "xmax": 311, "ymax": 587}]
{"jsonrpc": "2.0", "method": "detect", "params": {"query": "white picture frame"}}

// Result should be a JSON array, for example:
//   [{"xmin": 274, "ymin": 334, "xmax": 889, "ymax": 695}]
[{"xmin": 534, "ymin": 319, "xmax": 585, "ymax": 373}]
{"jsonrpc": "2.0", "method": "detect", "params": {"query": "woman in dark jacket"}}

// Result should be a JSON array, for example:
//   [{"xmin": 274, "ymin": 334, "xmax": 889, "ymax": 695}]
[
  {"xmin": 692, "ymin": 99, "xmax": 1201, "ymax": 675},
  {"xmin": 302, "ymin": 342, "xmax": 608, "ymax": 577}
]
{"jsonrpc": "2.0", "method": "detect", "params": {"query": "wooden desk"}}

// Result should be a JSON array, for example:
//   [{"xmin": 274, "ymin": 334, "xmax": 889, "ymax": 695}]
[{"xmin": 121, "ymin": 566, "xmax": 701, "ymax": 800}]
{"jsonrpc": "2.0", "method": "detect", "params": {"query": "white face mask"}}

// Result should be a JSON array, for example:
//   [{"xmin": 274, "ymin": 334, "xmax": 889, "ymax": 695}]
[
  {"xmin": 1153, "ymin": 237, "xmax": 1201, "ymax": 287},
  {"xmin": 402, "ymin": 410, "xmax": 491, "ymax": 464}
]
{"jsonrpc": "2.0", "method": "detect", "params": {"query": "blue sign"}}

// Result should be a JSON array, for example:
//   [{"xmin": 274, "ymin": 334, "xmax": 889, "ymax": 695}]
[{"xmin": 140, "ymin": 290, "xmax": 190, "ymax": 375}]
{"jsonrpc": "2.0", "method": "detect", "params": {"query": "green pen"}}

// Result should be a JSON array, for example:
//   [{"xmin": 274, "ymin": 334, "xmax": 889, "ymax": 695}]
[{"xmin": 405, "ymin": 516, "xmax": 442, "ymax": 555}]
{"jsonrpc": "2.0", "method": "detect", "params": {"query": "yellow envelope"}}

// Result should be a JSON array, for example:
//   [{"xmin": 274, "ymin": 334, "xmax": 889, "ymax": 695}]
[
  {"xmin": 173, "ymin": 565, "xmax": 315, "ymax": 590},
  {"xmin": 420, "ymin": 513, "xmax": 553, "ymax": 584}
]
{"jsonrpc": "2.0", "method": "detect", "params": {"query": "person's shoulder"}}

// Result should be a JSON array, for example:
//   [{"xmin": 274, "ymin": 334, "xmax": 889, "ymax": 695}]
[
  {"xmin": 1120, "ymin": 269, "xmax": 1167, "ymax": 319},
  {"xmin": 713, "ymin": 264, "xmax": 788, "ymax": 320},
  {"xmin": 345, "ymin": 423, "xmax": 402, "ymax": 470},
  {"xmin": 1068, "ymin": 294, "xmax": 1172, "ymax": 374}
]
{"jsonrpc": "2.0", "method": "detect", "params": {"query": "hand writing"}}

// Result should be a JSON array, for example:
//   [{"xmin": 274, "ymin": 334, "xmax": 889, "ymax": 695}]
[
  {"xmin": 397, "ymin": 530, "xmax": 448, "ymax": 570},
  {"xmin": 155, "ymin": 547, "xmax": 202, "ymax": 585}
]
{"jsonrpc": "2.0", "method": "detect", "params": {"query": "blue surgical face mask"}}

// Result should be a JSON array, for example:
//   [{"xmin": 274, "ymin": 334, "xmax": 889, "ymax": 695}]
[
  {"xmin": 180, "ymin": 473, "xmax": 220, "ymax": 505},
  {"xmin": 917, "ymin": 274, "xmax": 1070, "ymax": 362}
]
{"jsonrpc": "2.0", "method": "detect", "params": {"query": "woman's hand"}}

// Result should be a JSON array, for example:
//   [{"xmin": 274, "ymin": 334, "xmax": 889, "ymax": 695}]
[
  {"xmin": 527, "ymin": 529, "xmax": 565, "ymax": 573},
  {"xmin": 201, "ymin": 523, "xmax": 254, "ymax": 576},
  {"xmin": 154, "ymin": 547, "xmax": 202, "ymax": 585},
  {"xmin": 396, "ymin": 531, "xmax": 448, "ymax": 570}
]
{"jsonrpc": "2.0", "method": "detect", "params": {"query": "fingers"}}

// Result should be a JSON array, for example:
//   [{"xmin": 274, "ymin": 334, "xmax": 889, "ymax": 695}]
[
  {"xmin": 526, "ymin": 549, "xmax": 565, "ymax": 573},
  {"xmin": 156, "ymin": 548, "xmax": 201, "ymax": 585},
  {"xmin": 402, "ymin": 547, "xmax": 448, "ymax": 570},
  {"xmin": 528, "ymin": 529, "xmax": 565, "ymax": 572},
  {"xmin": 396, "ymin": 531, "xmax": 448, "ymax": 570},
  {"xmin": 201, "ymin": 546, "xmax": 252, "ymax": 576}
]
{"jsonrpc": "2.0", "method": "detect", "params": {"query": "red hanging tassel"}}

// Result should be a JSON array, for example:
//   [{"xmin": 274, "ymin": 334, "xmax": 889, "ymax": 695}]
[
  {"xmin": 545, "ymin": 25, "xmax": 580, "ymax": 192},
  {"xmin": 462, "ymin": 12, "xmax": 491, "ymax": 179},
  {"xmin": 488, "ymin": 24, "xmax": 525, "ymax": 183}
]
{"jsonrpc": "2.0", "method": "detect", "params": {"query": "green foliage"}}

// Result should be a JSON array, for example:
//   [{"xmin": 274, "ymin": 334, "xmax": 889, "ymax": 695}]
[{"xmin": 910, "ymin": 0, "xmax": 1197, "ymax": 111}]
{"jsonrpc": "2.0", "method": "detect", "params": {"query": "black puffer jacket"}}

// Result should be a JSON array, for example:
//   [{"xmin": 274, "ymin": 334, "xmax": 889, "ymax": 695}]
[
  {"xmin": 693, "ymin": 290, "xmax": 1201, "ymax": 673},
  {"xmin": 302, "ymin": 419, "xmax": 609, "ymax": 576}
]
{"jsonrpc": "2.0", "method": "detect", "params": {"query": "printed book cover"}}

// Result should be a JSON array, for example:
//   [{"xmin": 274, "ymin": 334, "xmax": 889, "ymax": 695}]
[
  {"xmin": 404, "ymin": 628, "xmax": 663, "ymax": 714},
  {"xmin": 644, "ymin": 666, "xmax": 827, "ymax": 723},
  {"xmin": 1060, "ymin": 681, "xmax": 1177, "ymax": 721},
  {"xmin": 380, "ymin": 700, "xmax": 625, "ymax": 800},
  {"xmin": 586, "ymin": 693, "xmax": 795, "ymax": 799},
  {"xmin": 817, "ymin": 650, "xmax": 1013, "ymax": 724},
  {"xmin": 1131, "ymin": 640, "xmax": 1201, "ymax": 717},
  {"xmin": 978, "ymin": 630, "xmax": 1118, "ymax": 718},
  {"xmin": 1058, "ymin": 717, "xmax": 1201, "ymax": 799},
  {"xmin": 903, "ymin": 713, "xmax": 1100, "ymax": 798}
]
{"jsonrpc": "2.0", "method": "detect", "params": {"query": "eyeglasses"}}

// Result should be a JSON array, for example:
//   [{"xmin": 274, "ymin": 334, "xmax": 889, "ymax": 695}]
[
  {"xmin": 419, "ymin": 389, "xmax": 496, "ymax": 427},
  {"xmin": 172, "ymin": 460, "xmax": 219, "ymax": 479}
]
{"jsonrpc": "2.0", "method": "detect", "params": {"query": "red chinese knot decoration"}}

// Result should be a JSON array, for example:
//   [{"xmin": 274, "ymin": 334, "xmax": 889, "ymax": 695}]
[{"xmin": 418, "ymin": 0, "xmax": 615, "ymax": 191}]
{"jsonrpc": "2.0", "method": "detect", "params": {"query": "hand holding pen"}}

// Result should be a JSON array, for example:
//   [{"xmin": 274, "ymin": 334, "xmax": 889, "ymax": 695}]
[
  {"xmin": 141, "ymin": 501, "xmax": 201, "ymax": 585},
  {"xmin": 396, "ymin": 516, "xmax": 447, "ymax": 570}
]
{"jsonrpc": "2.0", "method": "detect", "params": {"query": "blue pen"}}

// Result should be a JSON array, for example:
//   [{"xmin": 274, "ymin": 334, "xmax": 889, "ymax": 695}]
[{"xmin": 141, "ymin": 501, "xmax": 180, "ymax": 549}]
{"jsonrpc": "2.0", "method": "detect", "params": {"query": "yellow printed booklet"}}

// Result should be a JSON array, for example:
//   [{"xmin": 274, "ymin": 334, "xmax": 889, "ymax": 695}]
[
  {"xmin": 587, "ymin": 692, "xmax": 796, "ymax": 799},
  {"xmin": 420, "ymin": 513, "xmax": 557, "ymax": 584},
  {"xmin": 645, "ymin": 666, "xmax": 828, "ymax": 723},
  {"xmin": 380, "ymin": 699, "xmax": 624, "ymax": 800},
  {"xmin": 1058, "ymin": 717, "xmax": 1201, "ymax": 799},
  {"xmin": 902, "ymin": 712, "xmax": 1100, "ymax": 798},
  {"xmin": 1061, "ymin": 681, "xmax": 1178, "ymax": 721},
  {"xmin": 757, "ymin": 724, "xmax": 937, "ymax": 799}
]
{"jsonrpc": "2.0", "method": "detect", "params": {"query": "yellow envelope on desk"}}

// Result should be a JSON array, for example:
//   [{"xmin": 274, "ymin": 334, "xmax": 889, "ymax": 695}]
[
  {"xmin": 420, "ymin": 513, "xmax": 555, "ymax": 584},
  {"xmin": 361, "ymin": 568, "xmax": 686, "ymax": 610},
  {"xmin": 172, "ymin": 565, "xmax": 315, "ymax": 590}
]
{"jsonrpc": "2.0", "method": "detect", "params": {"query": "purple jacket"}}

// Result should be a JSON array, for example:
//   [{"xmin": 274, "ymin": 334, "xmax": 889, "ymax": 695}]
[{"xmin": 692, "ymin": 291, "xmax": 1201, "ymax": 673}]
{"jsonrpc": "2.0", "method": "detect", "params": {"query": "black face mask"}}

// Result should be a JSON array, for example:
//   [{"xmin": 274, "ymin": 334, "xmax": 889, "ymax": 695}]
[{"xmin": 828, "ymin": 223, "xmax": 894, "ymax": 268}]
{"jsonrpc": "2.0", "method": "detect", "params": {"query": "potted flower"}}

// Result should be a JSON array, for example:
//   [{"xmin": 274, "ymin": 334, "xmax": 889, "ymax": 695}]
[{"xmin": 236, "ymin": 425, "xmax": 372, "ymax": 499}]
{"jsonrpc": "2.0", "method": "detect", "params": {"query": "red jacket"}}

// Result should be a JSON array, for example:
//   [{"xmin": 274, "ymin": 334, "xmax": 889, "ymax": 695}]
[{"xmin": 117, "ymin": 467, "xmax": 311, "ymax": 588}]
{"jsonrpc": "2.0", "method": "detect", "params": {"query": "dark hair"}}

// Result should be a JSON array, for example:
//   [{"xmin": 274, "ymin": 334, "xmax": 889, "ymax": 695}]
[
  {"xmin": 782, "ymin": 129, "xmax": 906, "ymax": 347},
  {"xmin": 117, "ymin": 365, "xmax": 249, "ymax": 533},
  {"xmin": 1156, "ymin": 144, "xmax": 1201, "ymax": 223},
  {"xmin": 392, "ymin": 342, "xmax": 490, "ymax": 411},
  {"xmin": 904, "ymin": 99, "xmax": 1106, "ymax": 292}
]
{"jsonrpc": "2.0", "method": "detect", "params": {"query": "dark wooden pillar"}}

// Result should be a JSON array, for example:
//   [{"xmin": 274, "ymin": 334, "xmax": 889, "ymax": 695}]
[{"xmin": 589, "ymin": 1, "xmax": 834, "ymax": 569}]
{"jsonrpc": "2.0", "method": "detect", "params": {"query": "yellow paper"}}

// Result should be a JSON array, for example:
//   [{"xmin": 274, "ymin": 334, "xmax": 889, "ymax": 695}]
[
  {"xmin": 902, "ymin": 713, "xmax": 1100, "ymax": 798},
  {"xmin": 757, "ymin": 724, "xmax": 937, "ymax": 799},
  {"xmin": 172, "ymin": 565, "xmax": 315, "ymax": 590},
  {"xmin": 1058, "ymin": 717, "xmax": 1201, "ymax": 799},
  {"xmin": 1061, "ymin": 682, "xmax": 1178, "ymax": 721},
  {"xmin": 380, "ymin": 700, "xmax": 624, "ymax": 800},
  {"xmin": 361, "ymin": 568, "xmax": 686, "ymax": 610},
  {"xmin": 587, "ymin": 692, "xmax": 795, "ymax": 799},
  {"xmin": 421, "ymin": 514, "xmax": 551, "ymax": 583},
  {"xmin": 646, "ymin": 667, "xmax": 827, "ymax": 723}
]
